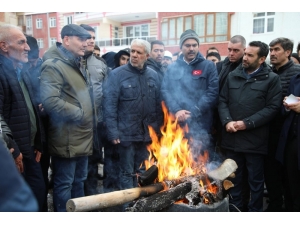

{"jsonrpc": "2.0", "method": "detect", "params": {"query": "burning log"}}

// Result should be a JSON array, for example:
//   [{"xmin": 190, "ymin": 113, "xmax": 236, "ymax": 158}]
[
  {"xmin": 126, "ymin": 182, "xmax": 192, "ymax": 212},
  {"xmin": 66, "ymin": 158, "xmax": 237, "ymax": 212}
]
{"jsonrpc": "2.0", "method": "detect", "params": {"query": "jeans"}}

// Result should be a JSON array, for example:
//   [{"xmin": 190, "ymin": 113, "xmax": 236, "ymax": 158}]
[
  {"xmin": 226, "ymin": 149, "xmax": 264, "ymax": 212},
  {"xmin": 51, "ymin": 155, "xmax": 88, "ymax": 212},
  {"xmin": 22, "ymin": 149, "xmax": 46, "ymax": 212},
  {"xmin": 117, "ymin": 141, "xmax": 149, "ymax": 190}
]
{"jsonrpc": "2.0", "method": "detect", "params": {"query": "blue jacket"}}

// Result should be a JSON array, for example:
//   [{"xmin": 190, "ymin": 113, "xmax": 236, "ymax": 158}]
[
  {"xmin": 276, "ymin": 73, "xmax": 300, "ymax": 169},
  {"xmin": 161, "ymin": 52, "xmax": 219, "ymax": 134},
  {"xmin": 103, "ymin": 62, "xmax": 163, "ymax": 142}
]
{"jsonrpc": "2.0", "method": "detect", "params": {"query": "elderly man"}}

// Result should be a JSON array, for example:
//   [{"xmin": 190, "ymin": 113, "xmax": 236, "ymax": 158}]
[
  {"xmin": 103, "ymin": 39, "xmax": 163, "ymax": 195},
  {"xmin": 219, "ymin": 41, "xmax": 282, "ymax": 211},
  {"xmin": 40, "ymin": 24, "xmax": 93, "ymax": 212},
  {"xmin": 0, "ymin": 24, "xmax": 46, "ymax": 211},
  {"xmin": 161, "ymin": 29, "xmax": 219, "ymax": 159}
]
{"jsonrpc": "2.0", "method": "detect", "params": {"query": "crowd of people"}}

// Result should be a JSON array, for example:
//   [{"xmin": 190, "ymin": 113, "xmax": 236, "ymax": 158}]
[{"xmin": 0, "ymin": 22, "xmax": 300, "ymax": 212}]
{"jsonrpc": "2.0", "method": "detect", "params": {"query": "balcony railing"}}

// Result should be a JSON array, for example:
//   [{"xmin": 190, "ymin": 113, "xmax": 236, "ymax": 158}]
[{"xmin": 95, "ymin": 36, "xmax": 157, "ymax": 48}]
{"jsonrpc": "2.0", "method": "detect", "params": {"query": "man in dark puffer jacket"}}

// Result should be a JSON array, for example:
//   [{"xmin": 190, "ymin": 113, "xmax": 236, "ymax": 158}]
[{"xmin": 0, "ymin": 24, "xmax": 46, "ymax": 211}]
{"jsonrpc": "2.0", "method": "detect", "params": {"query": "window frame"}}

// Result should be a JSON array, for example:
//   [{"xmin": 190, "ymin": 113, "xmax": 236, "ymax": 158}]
[
  {"xmin": 36, "ymin": 18, "xmax": 43, "ymax": 29},
  {"xmin": 161, "ymin": 13, "xmax": 230, "ymax": 45},
  {"xmin": 37, "ymin": 38, "xmax": 44, "ymax": 49},
  {"xmin": 253, "ymin": 12, "xmax": 275, "ymax": 34},
  {"xmin": 49, "ymin": 17, "xmax": 56, "ymax": 28}
]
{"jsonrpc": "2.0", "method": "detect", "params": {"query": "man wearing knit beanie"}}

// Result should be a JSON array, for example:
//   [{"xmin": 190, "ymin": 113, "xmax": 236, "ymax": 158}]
[{"xmin": 161, "ymin": 29, "xmax": 219, "ymax": 160}]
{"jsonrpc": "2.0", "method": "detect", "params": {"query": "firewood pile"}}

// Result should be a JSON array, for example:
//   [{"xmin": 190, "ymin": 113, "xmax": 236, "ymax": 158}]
[{"xmin": 66, "ymin": 158, "xmax": 237, "ymax": 212}]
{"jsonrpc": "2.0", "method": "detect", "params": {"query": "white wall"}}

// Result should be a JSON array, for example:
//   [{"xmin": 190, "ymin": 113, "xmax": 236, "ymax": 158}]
[{"xmin": 231, "ymin": 12, "xmax": 300, "ymax": 53}]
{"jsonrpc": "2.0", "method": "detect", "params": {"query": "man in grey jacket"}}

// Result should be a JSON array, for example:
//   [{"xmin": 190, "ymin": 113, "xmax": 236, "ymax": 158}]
[
  {"xmin": 40, "ymin": 24, "xmax": 93, "ymax": 212},
  {"xmin": 80, "ymin": 24, "xmax": 108, "ymax": 196}
]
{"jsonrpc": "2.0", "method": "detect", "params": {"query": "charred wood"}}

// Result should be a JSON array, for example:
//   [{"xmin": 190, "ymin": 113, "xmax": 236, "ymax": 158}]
[{"xmin": 126, "ymin": 182, "xmax": 192, "ymax": 212}]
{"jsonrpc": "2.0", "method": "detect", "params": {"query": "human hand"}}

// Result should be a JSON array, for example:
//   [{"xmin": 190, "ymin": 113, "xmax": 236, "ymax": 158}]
[
  {"xmin": 112, "ymin": 139, "xmax": 120, "ymax": 145},
  {"xmin": 287, "ymin": 98, "xmax": 300, "ymax": 113},
  {"xmin": 225, "ymin": 121, "xmax": 237, "ymax": 133},
  {"xmin": 233, "ymin": 120, "xmax": 246, "ymax": 131},
  {"xmin": 34, "ymin": 149, "xmax": 41, "ymax": 162},
  {"xmin": 14, "ymin": 153, "xmax": 24, "ymax": 173},
  {"xmin": 175, "ymin": 110, "xmax": 191, "ymax": 122},
  {"xmin": 38, "ymin": 103, "xmax": 44, "ymax": 112}
]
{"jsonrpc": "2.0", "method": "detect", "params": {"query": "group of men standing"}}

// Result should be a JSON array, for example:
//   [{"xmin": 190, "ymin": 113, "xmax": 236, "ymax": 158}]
[{"xmin": 0, "ymin": 22, "xmax": 300, "ymax": 213}]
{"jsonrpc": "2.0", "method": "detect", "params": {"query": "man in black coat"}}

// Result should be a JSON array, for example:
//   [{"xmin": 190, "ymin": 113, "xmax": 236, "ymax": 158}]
[
  {"xmin": 0, "ymin": 24, "xmax": 46, "ymax": 211},
  {"xmin": 146, "ymin": 40, "xmax": 165, "ymax": 82},
  {"xmin": 218, "ymin": 41, "xmax": 282, "ymax": 212},
  {"xmin": 265, "ymin": 37, "xmax": 300, "ymax": 211}
]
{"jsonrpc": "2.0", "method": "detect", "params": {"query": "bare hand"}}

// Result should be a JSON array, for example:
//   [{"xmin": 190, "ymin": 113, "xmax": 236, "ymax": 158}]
[
  {"xmin": 112, "ymin": 139, "xmax": 120, "ymax": 145},
  {"xmin": 226, "ymin": 121, "xmax": 237, "ymax": 133},
  {"xmin": 175, "ymin": 110, "xmax": 191, "ymax": 122},
  {"xmin": 286, "ymin": 97, "xmax": 300, "ymax": 113},
  {"xmin": 14, "ymin": 153, "xmax": 24, "ymax": 173},
  {"xmin": 233, "ymin": 120, "xmax": 246, "ymax": 131},
  {"xmin": 34, "ymin": 149, "xmax": 41, "ymax": 162}
]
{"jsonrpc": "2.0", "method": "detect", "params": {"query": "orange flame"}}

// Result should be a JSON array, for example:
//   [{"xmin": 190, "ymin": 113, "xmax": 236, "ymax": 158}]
[{"xmin": 146, "ymin": 102, "xmax": 206, "ymax": 182}]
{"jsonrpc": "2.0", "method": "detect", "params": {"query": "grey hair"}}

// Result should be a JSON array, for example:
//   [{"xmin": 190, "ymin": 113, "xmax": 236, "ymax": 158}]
[
  {"xmin": 0, "ymin": 24, "xmax": 22, "ymax": 43},
  {"xmin": 131, "ymin": 39, "xmax": 151, "ymax": 54}
]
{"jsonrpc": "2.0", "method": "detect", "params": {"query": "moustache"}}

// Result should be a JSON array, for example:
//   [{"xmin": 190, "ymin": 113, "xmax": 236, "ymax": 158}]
[{"xmin": 188, "ymin": 51, "xmax": 195, "ymax": 54}]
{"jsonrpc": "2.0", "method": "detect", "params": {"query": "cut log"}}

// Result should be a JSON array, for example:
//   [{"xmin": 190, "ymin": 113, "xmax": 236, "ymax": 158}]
[
  {"xmin": 223, "ymin": 180, "xmax": 234, "ymax": 191},
  {"xmin": 66, "ymin": 182, "xmax": 165, "ymax": 212},
  {"xmin": 126, "ymin": 182, "xmax": 192, "ymax": 212},
  {"xmin": 207, "ymin": 159, "xmax": 238, "ymax": 181}
]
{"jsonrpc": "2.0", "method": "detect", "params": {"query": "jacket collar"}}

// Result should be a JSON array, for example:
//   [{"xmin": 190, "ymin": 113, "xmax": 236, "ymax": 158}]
[{"xmin": 129, "ymin": 61, "xmax": 147, "ymax": 74}]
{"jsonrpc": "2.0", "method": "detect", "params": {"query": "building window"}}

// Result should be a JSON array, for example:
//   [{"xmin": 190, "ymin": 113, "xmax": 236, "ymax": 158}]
[
  {"xmin": 36, "ymin": 18, "xmax": 42, "ymax": 29},
  {"xmin": 115, "ymin": 26, "xmax": 119, "ymax": 38},
  {"xmin": 50, "ymin": 38, "xmax": 57, "ymax": 47},
  {"xmin": 26, "ymin": 16, "xmax": 32, "ymax": 30},
  {"xmin": 49, "ymin": 17, "xmax": 56, "ymax": 28},
  {"xmin": 125, "ymin": 24, "xmax": 149, "ymax": 38},
  {"xmin": 161, "ymin": 13, "xmax": 229, "ymax": 45},
  {"xmin": 37, "ymin": 38, "xmax": 43, "ymax": 49},
  {"xmin": 64, "ymin": 15, "xmax": 73, "ymax": 25},
  {"xmin": 253, "ymin": 12, "xmax": 275, "ymax": 34}
]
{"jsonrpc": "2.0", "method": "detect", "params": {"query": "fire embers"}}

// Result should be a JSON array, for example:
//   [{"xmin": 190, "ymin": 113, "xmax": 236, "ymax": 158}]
[{"xmin": 185, "ymin": 176, "xmax": 223, "ymax": 206}]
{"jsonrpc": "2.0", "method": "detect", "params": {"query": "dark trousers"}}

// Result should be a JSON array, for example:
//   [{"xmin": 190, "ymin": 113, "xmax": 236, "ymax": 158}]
[
  {"xmin": 103, "ymin": 142, "xmax": 120, "ymax": 193},
  {"xmin": 52, "ymin": 155, "xmax": 88, "ymax": 212},
  {"xmin": 22, "ymin": 149, "xmax": 46, "ymax": 212},
  {"xmin": 117, "ymin": 141, "xmax": 149, "ymax": 190},
  {"xmin": 284, "ymin": 136, "xmax": 300, "ymax": 211},
  {"xmin": 264, "ymin": 132, "xmax": 286, "ymax": 211},
  {"xmin": 40, "ymin": 147, "xmax": 50, "ymax": 211},
  {"xmin": 84, "ymin": 124, "xmax": 104, "ymax": 196},
  {"xmin": 226, "ymin": 149, "xmax": 264, "ymax": 212}
]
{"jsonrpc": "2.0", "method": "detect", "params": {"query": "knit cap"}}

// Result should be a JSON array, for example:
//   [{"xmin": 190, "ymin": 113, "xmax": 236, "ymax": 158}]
[{"xmin": 179, "ymin": 29, "xmax": 200, "ymax": 49}]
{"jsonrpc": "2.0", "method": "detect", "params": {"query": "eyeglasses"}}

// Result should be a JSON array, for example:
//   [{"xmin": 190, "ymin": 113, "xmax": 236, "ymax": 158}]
[{"xmin": 94, "ymin": 53, "xmax": 100, "ymax": 57}]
